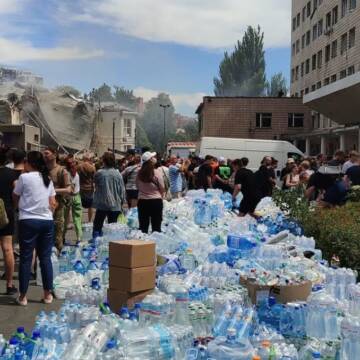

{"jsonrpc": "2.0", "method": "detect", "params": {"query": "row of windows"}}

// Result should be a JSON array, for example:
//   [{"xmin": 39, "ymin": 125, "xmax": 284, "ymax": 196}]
[
  {"xmin": 292, "ymin": 0, "xmax": 356, "ymax": 32},
  {"xmin": 291, "ymin": 27, "xmax": 356, "ymax": 82},
  {"xmin": 292, "ymin": 0, "xmax": 357, "ymax": 57},
  {"xmin": 255, "ymin": 113, "xmax": 305, "ymax": 129},
  {"xmin": 292, "ymin": 65, "xmax": 355, "ymax": 97}
]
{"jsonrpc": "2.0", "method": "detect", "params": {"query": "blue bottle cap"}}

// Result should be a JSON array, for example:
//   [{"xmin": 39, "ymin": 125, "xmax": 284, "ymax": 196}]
[
  {"xmin": 32, "ymin": 331, "xmax": 41, "ymax": 339},
  {"xmin": 119, "ymin": 307, "xmax": 129, "ymax": 315},
  {"xmin": 129, "ymin": 312, "xmax": 137, "ymax": 320},
  {"xmin": 106, "ymin": 339, "xmax": 116, "ymax": 349},
  {"xmin": 312, "ymin": 351, "xmax": 321, "ymax": 358},
  {"xmin": 9, "ymin": 337, "xmax": 19, "ymax": 345},
  {"xmin": 134, "ymin": 303, "xmax": 141, "ymax": 309},
  {"xmin": 268, "ymin": 297, "xmax": 276, "ymax": 306},
  {"xmin": 17, "ymin": 327, "xmax": 25, "ymax": 333}
]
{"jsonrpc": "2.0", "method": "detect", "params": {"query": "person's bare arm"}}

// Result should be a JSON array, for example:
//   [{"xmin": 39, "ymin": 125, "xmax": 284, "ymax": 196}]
[
  {"xmin": 233, "ymin": 184, "xmax": 241, "ymax": 199},
  {"xmin": 55, "ymin": 171, "xmax": 72, "ymax": 195},
  {"xmin": 207, "ymin": 176, "xmax": 213, "ymax": 189},
  {"xmin": 49, "ymin": 195, "xmax": 57, "ymax": 212},
  {"xmin": 305, "ymin": 185, "xmax": 315, "ymax": 200}
]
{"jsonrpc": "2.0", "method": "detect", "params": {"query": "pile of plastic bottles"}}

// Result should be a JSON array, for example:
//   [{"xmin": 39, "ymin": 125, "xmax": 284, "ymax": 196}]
[{"xmin": 2, "ymin": 192, "xmax": 360, "ymax": 360}]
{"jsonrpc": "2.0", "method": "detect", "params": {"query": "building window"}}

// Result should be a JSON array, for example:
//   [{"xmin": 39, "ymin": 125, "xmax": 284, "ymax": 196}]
[
  {"xmin": 317, "ymin": 81, "xmax": 322, "ymax": 89},
  {"xmin": 301, "ymin": 62, "xmax": 304, "ymax": 77},
  {"xmin": 340, "ymin": 69, "xmax": 347, "ymax": 79},
  {"xmin": 300, "ymin": 90, "xmax": 304, "ymax": 97},
  {"xmin": 313, "ymin": 0, "xmax": 318, "ymax": 10},
  {"xmin": 332, "ymin": 6, "xmax": 338, "ymax": 25},
  {"xmin": 123, "ymin": 118, "xmax": 132, "ymax": 137},
  {"xmin": 324, "ymin": 77, "xmax": 330, "ymax": 85},
  {"xmin": 292, "ymin": 43, "xmax": 296, "ymax": 56},
  {"xmin": 307, "ymin": 1, "xmax": 312, "ymax": 17},
  {"xmin": 305, "ymin": 88, "xmax": 309, "ymax": 94},
  {"xmin": 306, "ymin": 30, "xmax": 311, "ymax": 46},
  {"xmin": 302, "ymin": 34, "xmax": 306, "ymax": 48},
  {"xmin": 331, "ymin": 74, "xmax": 337, "ymax": 83},
  {"xmin": 313, "ymin": 24, "xmax": 318, "ymax": 40},
  {"xmin": 317, "ymin": 50, "xmax": 323, "ymax": 68},
  {"xmin": 348, "ymin": 65, "xmax": 355, "ymax": 75},
  {"xmin": 295, "ymin": 66, "xmax": 299, "ymax": 80},
  {"xmin": 325, "ymin": 44, "xmax": 331, "ymax": 62},
  {"xmin": 296, "ymin": 39, "xmax": 300, "ymax": 53},
  {"xmin": 306, "ymin": 59, "xmax": 310, "ymax": 74},
  {"xmin": 331, "ymin": 40, "xmax": 338, "ymax": 58},
  {"xmin": 302, "ymin": 7, "xmax": 306, "ymax": 22},
  {"xmin": 349, "ymin": 0, "xmax": 356, "ymax": 11},
  {"xmin": 292, "ymin": 17, "xmax": 296, "ymax": 31},
  {"xmin": 34, "ymin": 134, "xmax": 39, "ymax": 142},
  {"xmin": 288, "ymin": 113, "xmax": 304, "ymax": 128},
  {"xmin": 340, "ymin": 33, "xmax": 347, "ymax": 55},
  {"xmin": 297, "ymin": 13, "xmax": 301, "ymax": 27},
  {"xmin": 326, "ymin": 12, "xmax": 332, "ymax": 29},
  {"xmin": 349, "ymin": 27, "xmax": 356, "ymax": 48},
  {"xmin": 311, "ymin": 84, "xmax": 316, "ymax": 92},
  {"xmin": 342, "ymin": 0, "xmax": 348, "ymax": 17},
  {"xmin": 312, "ymin": 54, "xmax": 317, "ymax": 70},
  {"xmin": 291, "ymin": 69, "xmax": 295, "ymax": 83},
  {"xmin": 318, "ymin": 19, "xmax": 323, "ymax": 36},
  {"xmin": 256, "ymin": 113, "xmax": 272, "ymax": 128}
]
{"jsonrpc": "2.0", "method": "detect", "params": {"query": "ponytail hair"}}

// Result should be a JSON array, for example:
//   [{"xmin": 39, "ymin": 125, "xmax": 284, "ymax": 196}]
[{"xmin": 26, "ymin": 151, "xmax": 51, "ymax": 187}]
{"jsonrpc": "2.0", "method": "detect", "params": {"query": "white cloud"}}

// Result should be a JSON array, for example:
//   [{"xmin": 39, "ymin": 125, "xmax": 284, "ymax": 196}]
[
  {"xmin": 64, "ymin": 0, "xmax": 291, "ymax": 49},
  {"xmin": 0, "ymin": 37, "xmax": 104, "ymax": 62},
  {"xmin": 134, "ymin": 86, "xmax": 205, "ymax": 114},
  {"xmin": 0, "ymin": 0, "xmax": 24, "ymax": 14}
]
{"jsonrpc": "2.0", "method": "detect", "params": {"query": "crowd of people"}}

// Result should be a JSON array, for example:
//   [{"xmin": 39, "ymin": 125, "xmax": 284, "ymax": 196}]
[{"xmin": 0, "ymin": 144, "xmax": 360, "ymax": 305}]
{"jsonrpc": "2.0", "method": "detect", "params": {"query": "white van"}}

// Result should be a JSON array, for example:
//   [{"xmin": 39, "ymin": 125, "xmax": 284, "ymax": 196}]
[{"xmin": 198, "ymin": 137, "xmax": 304, "ymax": 176}]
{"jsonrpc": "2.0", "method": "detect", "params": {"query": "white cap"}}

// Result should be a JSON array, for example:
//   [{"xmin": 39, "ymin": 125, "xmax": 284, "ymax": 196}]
[
  {"xmin": 219, "ymin": 156, "xmax": 225, "ymax": 162},
  {"xmin": 141, "ymin": 151, "xmax": 157, "ymax": 163},
  {"xmin": 287, "ymin": 158, "xmax": 295, "ymax": 164},
  {"xmin": 318, "ymin": 165, "xmax": 342, "ymax": 175}
]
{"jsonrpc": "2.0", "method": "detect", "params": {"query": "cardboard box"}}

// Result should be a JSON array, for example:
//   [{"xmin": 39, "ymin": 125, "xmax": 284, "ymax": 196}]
[
  {"xmin": 109, "ymin": 240, "xmax": 156, "ymax": 268},
  {"xmin": 109, "ymin": 265, "xmax": 156, "ymax": 292},
  {"xmin": 107, "ymin": 289, "xmax": 153, "ymax": 312},
  {"xmin": 240, "ymin": 277, "xmax": 312, "ymax": 305}
]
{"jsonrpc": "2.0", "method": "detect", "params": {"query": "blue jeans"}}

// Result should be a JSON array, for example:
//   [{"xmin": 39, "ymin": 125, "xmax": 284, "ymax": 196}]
[{"xmin": 19, "ymin": 219, "xmax": 54, "ymax": 294}]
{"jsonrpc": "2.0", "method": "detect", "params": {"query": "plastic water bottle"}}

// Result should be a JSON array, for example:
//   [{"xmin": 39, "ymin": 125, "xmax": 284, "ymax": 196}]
[
  {"xmin": 101, "ymin": 258, "xmax": 109, "ymax": 286},
  {"xmin": 179, "ymin": 250, "xmax": 198, "ymax": 271},
  {"xmin": 24, "ymin": 331, "xmax": 42, "ymax": 359},
  {"xmin": 100, "ymin": 341, "xmax": 125, "ymax": 359},
  {"xmin": 73, "ymin": 260, "xmax": 86, "ymax": 275},
  {"xmin": 59, "ymin": 251, "xmax": 69, "ymax": 274},
  {"xmin": 213, "ymin": 303, "xmax": 233, "ymax": 337}
]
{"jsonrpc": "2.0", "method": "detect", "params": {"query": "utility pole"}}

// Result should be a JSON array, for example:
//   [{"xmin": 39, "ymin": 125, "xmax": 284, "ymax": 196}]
[{"xmin": 159, "ymin": 104, "xmax": 170, "ymax": 152}]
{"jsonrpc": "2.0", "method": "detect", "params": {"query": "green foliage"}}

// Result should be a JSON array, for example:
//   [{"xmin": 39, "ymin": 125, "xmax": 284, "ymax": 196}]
[
  {"xmin": 89, "ymin": 83, "xmax": 114, "ymax": 102},
  {"xmin": 113, "ymin": 86, "xmax": 137, "ymax": 109},
  {"xmin": 266, "ymin": 72, "xmax": 288, "ymax": 97},
  {"xmin": 273, "ymin": 189, "xmax": 360, "ymax": 274},
  {"xmin": 138, "ymin": 93, "xmax": 176, "ymax": 153},
  {"xmin": 214, "ymin": 26, "xmax": 266, "ymax": 96},
  {"xmin": 347, "ymin": 185, "xmax": 360, "ymax": 202},
  {"xmin": 135, "ymin": 123, "xmax": 153, "ymax": 150}
]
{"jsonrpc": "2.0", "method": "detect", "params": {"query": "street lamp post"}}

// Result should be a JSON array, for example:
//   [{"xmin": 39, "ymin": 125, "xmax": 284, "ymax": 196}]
[
  {"xmin": 160, "ymin": 104, "xmax": 170, "ymax": 152},
  {"xmin": 112, "ymin": 118, "xmax": 115, "ymax": 154}
]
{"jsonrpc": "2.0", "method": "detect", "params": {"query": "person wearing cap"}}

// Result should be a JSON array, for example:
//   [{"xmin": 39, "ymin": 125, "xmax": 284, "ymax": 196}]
[
  {"xmin": 136, "ymin": 151, "xmax": 165, "ymax": 233},
  {"xmin": 280, "ymin": 158, "xmax": 295, "ymax": 190},
  {"xmin": 92, "ymin": 152, "xmax": 126, "ymax": 237}
]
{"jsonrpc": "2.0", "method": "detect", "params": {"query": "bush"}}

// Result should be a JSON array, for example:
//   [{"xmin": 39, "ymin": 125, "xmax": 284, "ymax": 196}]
[{"xmin": 273, "ymin": 189, "xmax": 360, "ymax": 274}]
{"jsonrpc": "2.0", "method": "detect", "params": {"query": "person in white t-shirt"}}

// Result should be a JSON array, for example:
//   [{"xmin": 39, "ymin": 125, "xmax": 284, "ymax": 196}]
[{"xmin": 13, "ymin": 151, "xmax": 56, "ymax": 306}]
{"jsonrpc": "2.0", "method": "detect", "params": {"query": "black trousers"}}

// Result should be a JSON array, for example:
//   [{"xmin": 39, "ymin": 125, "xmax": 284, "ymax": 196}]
[
  {"xmin": 138, "ymin": 199, "xmax": 163, "ymax": 234},
  {"xmin": 93, "ymin": 210, "xmax": 121, "ymax": 236}
]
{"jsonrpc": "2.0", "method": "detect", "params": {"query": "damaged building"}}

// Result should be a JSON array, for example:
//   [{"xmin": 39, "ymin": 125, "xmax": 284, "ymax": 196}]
[{"xmin": 0, "ymin": 67, "xmax": 137, "ymax": 154}]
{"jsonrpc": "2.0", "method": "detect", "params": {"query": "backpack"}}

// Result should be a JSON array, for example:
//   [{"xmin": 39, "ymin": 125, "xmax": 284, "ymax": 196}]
[{"xmin": 0, "ymin": 199, "xmax": 9, "ymax": 229}]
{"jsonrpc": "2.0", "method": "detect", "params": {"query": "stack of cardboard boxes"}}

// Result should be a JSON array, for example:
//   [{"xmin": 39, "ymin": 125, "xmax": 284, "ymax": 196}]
[{"xmin": 107, "ymin": 240, "xmax": 156, "ymax": 313}]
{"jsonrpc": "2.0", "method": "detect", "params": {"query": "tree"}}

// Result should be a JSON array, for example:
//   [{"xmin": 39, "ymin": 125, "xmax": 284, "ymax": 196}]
[
  {"xmin": 266, "ymin": 72, "xmax": 288, "ymax": 97},
  {"xmin": 113, "ymin": 86, "xmax": 137, "ymax": 109},
  {"xmin": 135, "ymin": 123, "xmax": 153, "ymax": 149},
  {"xmin": 138, "ymin": 93, "xmax": 175, "ymax": 153},
  {"xmin": 55, "ymin": 85, "xmax": 81, "ymax": 98},
  {"xmin": 214, "ymin": 26, "xmax": 266, "ymax": 96},
  {"xmin": 89, "ymin": 83, "xmax": 113, "ymax": 103},
  {"xmin": 183, "ymin": 120, "xmax": 200, "ymax": 141}
]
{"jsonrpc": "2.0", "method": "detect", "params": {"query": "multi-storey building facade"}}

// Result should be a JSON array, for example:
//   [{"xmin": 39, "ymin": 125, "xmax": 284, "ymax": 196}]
[
  {"xmin": 196, "ymin": 97, "xmax": 313, "ymax": 154},
  {"xmin": 290, "ymin": 0, "xmax": 360, "ymax": 155}
]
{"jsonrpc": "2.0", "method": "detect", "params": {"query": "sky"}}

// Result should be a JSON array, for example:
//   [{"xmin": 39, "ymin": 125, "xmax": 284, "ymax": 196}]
[{"xmin": 0, "ymin": 0, "xmax": 291, "ymax": 116}]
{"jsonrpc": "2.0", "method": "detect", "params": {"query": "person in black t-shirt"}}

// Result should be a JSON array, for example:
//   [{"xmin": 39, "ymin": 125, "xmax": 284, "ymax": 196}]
[
  {"xmin": 233, "ymin": 159, "xmax": 261, "ymax": 216},
  {"xmin": 254, "ymin": 156, "xmax": 276, "ymax": 198},
  {"xmin": 0, "ymin": 148, "xmax": 20, "ymax": 295},
  {"xmin": 345, "ymin": 164, "xmax": 360, "ymax": 186},
  {"xmin": 196, "ymin": 156, "xmax": 213, "ymax": 190}
]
